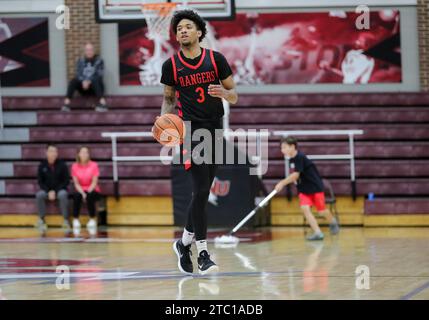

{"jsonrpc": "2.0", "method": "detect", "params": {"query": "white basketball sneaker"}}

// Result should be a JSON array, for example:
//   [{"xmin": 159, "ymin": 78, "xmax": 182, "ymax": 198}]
[
  {"xmin": 72, "ymin": 219, "xmax": 81, "ymax": 237},
  {"xmin": 86, "ymin": 218, "xmax": 97, "ymax": 229},
  {"xmin": 73, "ymin": 218, "xmax": 81, "ymax": 229}
]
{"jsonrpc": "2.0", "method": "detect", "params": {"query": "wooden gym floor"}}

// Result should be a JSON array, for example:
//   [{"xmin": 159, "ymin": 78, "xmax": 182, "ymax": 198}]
[{"xmin": 0, "ymin": 226, "xmax": 428, "ymax": 300}]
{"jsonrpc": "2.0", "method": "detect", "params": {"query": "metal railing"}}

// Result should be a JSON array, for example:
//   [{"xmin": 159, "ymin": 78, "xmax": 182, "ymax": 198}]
[
  {"xmin": 224, "ymin": 129, "xmax": 270, "ymax": 178},
  {"xmin": 102, "ymin": 129, "xmax": 363, "ymax": 200},
  {"xmin": 101, "ymin": 129, "xmax": 270, "ymax": 198},
  {"xmin": 272, "ymin": 130, "xmax": 364, "ymax": 200},
  {"xmin": 101, "ymin": 131, "xmax": 178, "ymax": 199}
]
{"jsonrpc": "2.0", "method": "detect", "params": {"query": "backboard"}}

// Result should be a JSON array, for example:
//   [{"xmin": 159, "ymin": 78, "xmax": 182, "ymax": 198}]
[{"xmin": 95, "ymin": 0, "xmax": 235, "ymax": 22}]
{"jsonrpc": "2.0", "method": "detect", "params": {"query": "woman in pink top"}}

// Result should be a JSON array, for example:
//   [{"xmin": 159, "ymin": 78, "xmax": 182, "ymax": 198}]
[{"xmin": 71, "ymin": 146, "xmax": 101, "ymax": 232}]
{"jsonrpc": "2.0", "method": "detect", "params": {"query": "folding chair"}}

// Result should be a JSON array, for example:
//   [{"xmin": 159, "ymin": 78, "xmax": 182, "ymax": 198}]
[{"xmin": 323, "ymin": 178, "xmax": 340, "ymax": 223}]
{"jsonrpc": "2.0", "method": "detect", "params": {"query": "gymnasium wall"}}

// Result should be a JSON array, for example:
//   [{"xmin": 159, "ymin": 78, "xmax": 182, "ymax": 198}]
[
  {"xmin": 1, "ymin": 0, "xmax": 429, "ymax": 95},
  {"xmin": 63, "ymin": 0, "xmax": 100, "ymax": 81}
]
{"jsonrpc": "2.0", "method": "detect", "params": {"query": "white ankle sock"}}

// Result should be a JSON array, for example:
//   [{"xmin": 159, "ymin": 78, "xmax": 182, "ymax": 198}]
[
  {"xmin": 196, "ymin": 240, "xmax": 208, "ymax": 255},
  {"xmin": 181, "ymin": 229, "xmax": 194, "ymax": 246}
]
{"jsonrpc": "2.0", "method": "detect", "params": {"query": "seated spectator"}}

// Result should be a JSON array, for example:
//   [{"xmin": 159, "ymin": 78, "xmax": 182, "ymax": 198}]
[
  {"xmin": 71, "ymin": 146, "xmax": 101, "ymax": 234},
  {"xmin": 62, "ymin": 42, "xmax": 107, "ymax": 112},
  {"xmin": 36, "ymin": 144, "xmax": 70, "ymax": 232}
]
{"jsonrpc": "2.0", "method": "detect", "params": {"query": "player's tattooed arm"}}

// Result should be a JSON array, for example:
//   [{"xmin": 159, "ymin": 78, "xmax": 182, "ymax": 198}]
[
  {"xmin": 161, "ymin": 85, "xmax": 176, "ymax": 115},
  {"xmin": 208, "ymin": 75, "xmax": 238, "ymax": 104}
]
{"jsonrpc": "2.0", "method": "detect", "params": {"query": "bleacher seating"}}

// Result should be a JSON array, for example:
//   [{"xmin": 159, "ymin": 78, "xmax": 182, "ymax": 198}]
[{"xmin": 1, "ymin": 93, "xmax": 429, "ymax": 225}]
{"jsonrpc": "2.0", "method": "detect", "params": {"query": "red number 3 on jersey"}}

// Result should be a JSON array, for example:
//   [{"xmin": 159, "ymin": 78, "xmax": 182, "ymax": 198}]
[{"xmin": 195, "ymin": 87, "xmax": 205, "ymax": 103}]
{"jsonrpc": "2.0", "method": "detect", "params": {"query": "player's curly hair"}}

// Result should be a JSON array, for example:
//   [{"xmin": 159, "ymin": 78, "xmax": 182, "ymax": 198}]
[{"xmin": 171, "ymin": 9, "xmax": 207, "ymax": 42}]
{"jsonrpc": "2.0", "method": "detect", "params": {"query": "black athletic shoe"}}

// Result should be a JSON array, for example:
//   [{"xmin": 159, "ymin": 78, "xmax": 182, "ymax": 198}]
[
  {"xmin": 197, "ymin": 250, "xmax": 219, "ymax": 275},
  {"xmin": 173, "ymin": 239, "xmax": 193, "ymax": 274}
]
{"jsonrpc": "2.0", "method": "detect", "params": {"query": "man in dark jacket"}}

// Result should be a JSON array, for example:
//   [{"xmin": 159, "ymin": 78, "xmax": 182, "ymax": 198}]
[
  {"xmin": 36, "ymin": 144, "xmax": 70, "ymax": 231},
  {"xmin": 62, "ymin": 42, "xmax": 107, "ymax": 112}
]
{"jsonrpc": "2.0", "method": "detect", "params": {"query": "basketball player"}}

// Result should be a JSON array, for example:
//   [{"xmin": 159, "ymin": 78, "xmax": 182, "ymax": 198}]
[
  {"xmin": 275, "ymin": 137, "xmax": 340, "ymax": 240},
  {"xmin": 158, "ymin": 10, "xmax": 238, "ymax": 274}
]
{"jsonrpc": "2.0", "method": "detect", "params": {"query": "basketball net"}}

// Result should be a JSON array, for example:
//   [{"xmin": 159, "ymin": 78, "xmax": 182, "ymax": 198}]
[{"xmin": 141, "ymin": 2, "xmax": 177, "ymax": 40}]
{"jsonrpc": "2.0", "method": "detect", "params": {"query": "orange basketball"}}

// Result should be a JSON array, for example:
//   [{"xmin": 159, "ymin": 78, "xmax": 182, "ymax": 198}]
[{"xmin": 152, "ymin": 114, "xmax": 185, "ymax": 146}]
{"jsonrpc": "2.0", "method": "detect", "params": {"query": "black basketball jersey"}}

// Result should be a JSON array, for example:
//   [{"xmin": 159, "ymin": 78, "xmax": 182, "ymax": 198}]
[{"xmin": 170, "ymin": 48, "xmax": 224, "ymax": 123}]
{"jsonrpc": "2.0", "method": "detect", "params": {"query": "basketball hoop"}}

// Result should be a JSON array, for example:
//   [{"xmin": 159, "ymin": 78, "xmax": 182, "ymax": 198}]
[{"xmin": 141, "ymin": 2, "xmax": 177, "ymax": 40}]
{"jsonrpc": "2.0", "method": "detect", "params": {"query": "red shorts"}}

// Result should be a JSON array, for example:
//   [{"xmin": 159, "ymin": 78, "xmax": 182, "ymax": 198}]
[{"xmin": 298, "ymin": 192, "xmax": 326, "ymax": 211}]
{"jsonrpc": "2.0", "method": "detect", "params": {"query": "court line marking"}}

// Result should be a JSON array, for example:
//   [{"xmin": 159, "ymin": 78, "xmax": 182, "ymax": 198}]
[
  {"xmin": 0, "ymin": 237, "xmax": 254, "ymax": 243},
  {"xmin": 2, "ymin": 269, "xmax": 428, "ymax": 282},
  {"xmin": 400, "ymin": 280, "xmax": 429, "ymax": 300},
  {"xmin": 0, "ymin": 270, "xmax": 301, "ymax": 282}
]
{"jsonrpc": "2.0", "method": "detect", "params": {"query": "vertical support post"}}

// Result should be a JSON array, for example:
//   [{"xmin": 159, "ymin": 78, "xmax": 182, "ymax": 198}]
[
  {"xmin": 349, "ymin": 134, "xmax": 357, "ymax": 201},
  {"xmin": 285, "ymin": 156, "xmax": 292, "ymax": 201},
  {"xmin": 256, "ymin": 133, "xmax": 262, "ymax": 178},
  {"xmin": 112, "ymin": 136, "xmax": 120, "ymax": 200}
]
